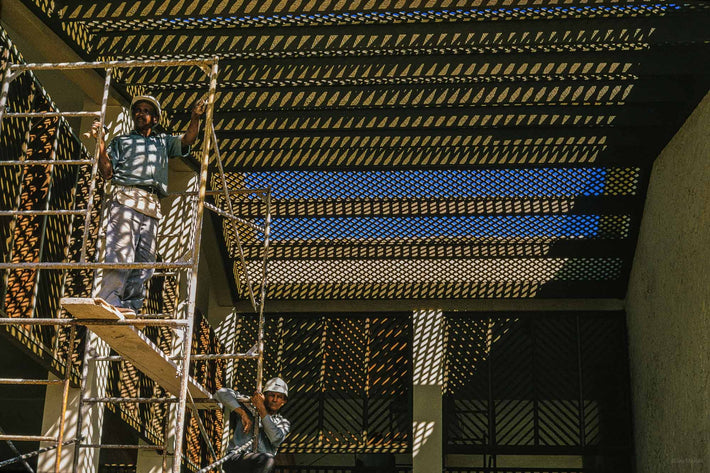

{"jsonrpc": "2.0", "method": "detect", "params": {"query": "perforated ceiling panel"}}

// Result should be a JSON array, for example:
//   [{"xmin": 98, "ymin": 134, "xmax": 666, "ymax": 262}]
[{"xmin": 19, "ymin": 0, "xmax": 710, "ymax": 301}]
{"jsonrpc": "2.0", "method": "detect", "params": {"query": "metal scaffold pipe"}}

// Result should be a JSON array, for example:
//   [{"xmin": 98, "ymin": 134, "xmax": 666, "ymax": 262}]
[
  {"xmin": 170, "ymin": 56, "xmax": 220, "ymax": 473},
  {"xmin": 12, "ymin": 58, "xmax": 223, "ymax": 72}
]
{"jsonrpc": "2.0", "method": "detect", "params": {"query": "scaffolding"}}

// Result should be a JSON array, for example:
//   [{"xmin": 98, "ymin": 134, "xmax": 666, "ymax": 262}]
[{"xmin": 0, "ymin": 58, "xmax": 271, "ymax": 472}]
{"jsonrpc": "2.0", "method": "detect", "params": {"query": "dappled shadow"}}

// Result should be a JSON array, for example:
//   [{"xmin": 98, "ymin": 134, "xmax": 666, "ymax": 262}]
[{"xmin": 442, "ymin": 311, "xmax": 633, "ymax": 469}]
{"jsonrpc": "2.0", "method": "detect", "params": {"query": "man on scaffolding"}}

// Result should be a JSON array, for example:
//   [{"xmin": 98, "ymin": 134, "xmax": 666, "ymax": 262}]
[
  {"xmin": 91, "ymin": 94, "xmax": 205, "ymax": 315},
  {"xmin": 214, "ymin": 377, "xmax": 291, "ymax": 473}
]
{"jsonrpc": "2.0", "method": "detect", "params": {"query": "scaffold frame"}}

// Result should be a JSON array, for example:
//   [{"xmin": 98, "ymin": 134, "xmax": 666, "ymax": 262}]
[{"xmin": 0, "ymin": 56, "xmax": 272, "ymax": 473}]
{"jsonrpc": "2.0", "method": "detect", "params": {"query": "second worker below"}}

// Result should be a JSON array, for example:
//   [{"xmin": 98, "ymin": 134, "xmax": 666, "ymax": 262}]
[{"xmin": 214, "ymin": 377, "xmax": 291, "ymax": 473}]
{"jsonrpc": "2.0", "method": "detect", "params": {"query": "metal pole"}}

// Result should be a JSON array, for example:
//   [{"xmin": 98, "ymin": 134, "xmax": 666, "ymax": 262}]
[
  {"xmin": 0, "ymin": 160, "xmax": 94, "ymax": 165},
  {"xmin": 79, "ymin": 67, "xmax": 112, "ymax": 263},
  {"xmin": 4, "ymin": 110, "xmax": 101, "ymax": 118},
  {"xmin": 12, "ymin": 58, "xmax": 221, "ymax": 72},
  {"xmin": 161, "ymin": 407, "xmax": 171, "ymax": 473},
  {"xmin": 177, "ymin": 188, "xmax": 270, "ymax": 196},
  {"xmin": 256, "ymin": 191, "xmax": 272, "ymax": 393},
  {"xmin": 0, "ymin": 261, "xmax": 193, "ymax": 270},
  {"xmin": 171, "ymin": 57, "xmax": 219, "ymax": 473},
  {"xmin": 0, "ymin": 378, "xmax": 64, "ymax": 385},
  {"xmin": 0, "ymin": 209, "xmax": 86, "ymax": 216},
  {"xmin": 203, "ymin": 201, "xmax": 266, "ymax": 233},
  {"xmin": 82, "ymin": 397, "xmax": 179, "ymax": 404},
  {"xmin": 252, "ymin": 192, "xmax": 272, "ymax": 453},
  {"xmin": 210, "ymin": 128, "xmax": 258, "ymax": 310},
  {"xmin": 195, "ymin": 440, "xmax": 252, "ymax": 473},
  {"xmin": 187, "ymin": 353, "xmax": 259, "ymax": 360},
  {"xmin": 186, "ymin": 390, "xmax": 218, "ymax": 462},
  {"xmin": 72, "ymin": 330, "xmax": 93, "ymax": 473},
  {"xmin": 73, "ymin": 81, "xmax": 114, "ymax": 468},
  {"xmin": 79, "ymin": 443, "xmax": 165, "ymax": 450},
  {"xmin": 0, "ymin": 66, "xmax": 20, "ymax": 136},
  {"xmin": 0, "ymin": 438, "xmax": 78, "ymax": 470},
  {"xmin": 54, "ymin": 326, "xmax": 77, "ymax": 473},
  {"xmin": 0, "ymin": 318, "xmax": 189, "ymax": 327},
  {"xmin": 0, "ymin": 435, "xmax": 57, "ymax": 442}
]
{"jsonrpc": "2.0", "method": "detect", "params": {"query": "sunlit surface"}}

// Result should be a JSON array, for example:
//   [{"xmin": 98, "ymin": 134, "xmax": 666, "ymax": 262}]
[
  {"xmin": 412, "ymin": 421, "xmax": 436, "ymax": 458},
  {"xmin": 414, "ymin": 309, "xmax": 444, "ymax": 386}
]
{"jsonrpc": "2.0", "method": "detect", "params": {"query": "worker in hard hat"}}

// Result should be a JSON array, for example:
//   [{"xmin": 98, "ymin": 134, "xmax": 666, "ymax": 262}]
[
  {"xmin": 213, "ymin": 377, "xmax": 290, "ymax": 473},
  {"xmin": 91, "ymin": 94, "xmax": 205, "ymax": 315}
]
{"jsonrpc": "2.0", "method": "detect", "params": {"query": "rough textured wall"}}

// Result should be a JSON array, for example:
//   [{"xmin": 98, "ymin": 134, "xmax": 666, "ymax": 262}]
[{"xmin": 626, "ymin": 92, "xmax": 710, "ymax": 473}]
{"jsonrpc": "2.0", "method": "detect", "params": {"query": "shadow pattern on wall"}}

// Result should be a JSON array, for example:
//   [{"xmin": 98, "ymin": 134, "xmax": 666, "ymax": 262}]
[
  {"xmin": 443, "ymin": 311, "xmax": 632, "ymax": 471},
  {"xmin": 221, "ymin": 311, "xmax": 412, "ymax": 455}
]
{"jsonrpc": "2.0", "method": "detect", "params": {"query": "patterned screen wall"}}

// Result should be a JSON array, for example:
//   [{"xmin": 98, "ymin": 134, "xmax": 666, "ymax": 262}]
[
  {"xmin": 223, "ymin": 312, "xmax": 411, "ymax": 454},
  {"xmin": 0, "ymin": 29, "xmax": 99, "ymax": 380},
  {"xmin": 443, "ymin": 311, "xmax": 632, "ymax": 468},
  {"xmin": 215, "ymin": 167, "xmax": 641, "ymax": 300}
]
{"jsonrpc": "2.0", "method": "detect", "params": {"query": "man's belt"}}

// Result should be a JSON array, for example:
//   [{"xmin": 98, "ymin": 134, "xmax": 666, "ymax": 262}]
[{"xmin": 133, "ymin": 184, "xmax": 161, "ymax": 195}]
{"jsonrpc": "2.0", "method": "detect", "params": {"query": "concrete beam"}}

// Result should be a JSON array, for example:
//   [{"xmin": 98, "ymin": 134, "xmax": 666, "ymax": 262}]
[{"xmin": 235, "ymin": 298, "xmax": 624, "ymax": 313}]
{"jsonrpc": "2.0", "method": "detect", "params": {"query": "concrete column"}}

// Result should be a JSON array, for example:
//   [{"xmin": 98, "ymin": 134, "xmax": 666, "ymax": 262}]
[
  {"xmin": 74, "ymin": 335, "xmax": 111, "ymax": 473},
  {"xmin": 136, "ymin": 440, "xmax": 168, "ymax": 473},
  {"xmin": 412, "ymin": 309, "xmax": 444, "ymax": 473},
  {"xmin": 36, "ymin": 375, "xmax": 80, "ymax": 473}
]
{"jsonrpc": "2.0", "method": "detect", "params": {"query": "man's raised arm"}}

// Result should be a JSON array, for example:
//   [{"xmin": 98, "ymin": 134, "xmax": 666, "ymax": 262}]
[
  {"xmin": 90, "ymin": 120, "xmax": 113, "ymax": 180},
  {"xmin": 182, "ymin": 98, "xmax": 206, "ymax": 146}
]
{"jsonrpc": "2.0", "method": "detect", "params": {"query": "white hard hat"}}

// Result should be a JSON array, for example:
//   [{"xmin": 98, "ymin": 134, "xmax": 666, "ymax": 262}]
[
  {"xmin": 131, "ymin": 95, "xmax": 162, "ymax": 120},
  {"xmin": 264, "ymin": 377, "xmax": 288, "ymax": 397}
]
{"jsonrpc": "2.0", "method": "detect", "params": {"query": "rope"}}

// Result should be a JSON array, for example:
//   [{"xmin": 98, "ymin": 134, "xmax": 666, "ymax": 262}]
[
  {"xmin": 0, "ymin": 426, "xmax": 34, "ymax": 473},
  {"xmin": 0, "ymin": 437, "xmax": 80, "ymax": 469}
]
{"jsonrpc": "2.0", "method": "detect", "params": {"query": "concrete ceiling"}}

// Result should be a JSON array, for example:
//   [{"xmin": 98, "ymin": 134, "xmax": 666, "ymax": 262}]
[{"xmin": 9, "ymin": 0, "xmax": 710, "ymax": 306}]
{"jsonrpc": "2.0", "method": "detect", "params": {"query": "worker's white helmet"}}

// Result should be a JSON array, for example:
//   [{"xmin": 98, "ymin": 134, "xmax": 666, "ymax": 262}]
[
  {"xmin": 131, "ymin": 95, "xmax": 162, "ymax": 121},
  {"xmin": 264, "ymin": 377, "xmax": 288, "ymax": 397}
]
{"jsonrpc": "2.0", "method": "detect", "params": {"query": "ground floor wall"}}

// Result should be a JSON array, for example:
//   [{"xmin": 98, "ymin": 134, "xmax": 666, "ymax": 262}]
[{"xmin": 625, "ymin": 91, "xmax": 710, "ymax": 473}]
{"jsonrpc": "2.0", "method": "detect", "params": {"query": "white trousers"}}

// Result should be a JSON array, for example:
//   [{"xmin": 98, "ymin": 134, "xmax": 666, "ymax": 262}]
[{"xmin": 95, "ymin": 198, "xmax": 158, "ymax": 311}]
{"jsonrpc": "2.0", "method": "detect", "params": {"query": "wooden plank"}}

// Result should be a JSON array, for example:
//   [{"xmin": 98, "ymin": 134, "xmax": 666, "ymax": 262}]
[{"xmin": 60, "ymin": 297, "xmax": 214, "ymax": 407}]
